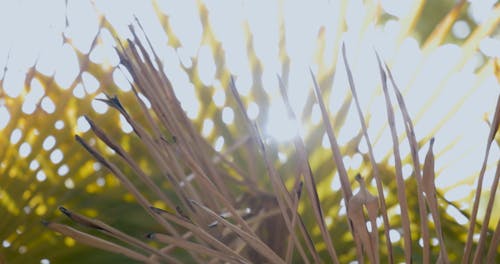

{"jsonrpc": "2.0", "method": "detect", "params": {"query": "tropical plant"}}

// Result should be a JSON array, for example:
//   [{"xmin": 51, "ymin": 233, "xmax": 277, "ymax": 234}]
[{"xmin": 1, "ymin": 0, "xmax": 500, "ymax": 263}]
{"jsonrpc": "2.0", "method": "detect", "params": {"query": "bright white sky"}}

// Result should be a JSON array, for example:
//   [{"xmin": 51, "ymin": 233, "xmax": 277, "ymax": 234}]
[{"xmin": 0, "ymin": 0, "xmax": 499, "ymax": 207}]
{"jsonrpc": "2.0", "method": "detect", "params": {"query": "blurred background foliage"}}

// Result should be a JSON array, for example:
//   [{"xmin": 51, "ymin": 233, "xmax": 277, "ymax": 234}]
[{"xmin": 0, "ymin": 0, "xmax": 499, "ymax": 263}]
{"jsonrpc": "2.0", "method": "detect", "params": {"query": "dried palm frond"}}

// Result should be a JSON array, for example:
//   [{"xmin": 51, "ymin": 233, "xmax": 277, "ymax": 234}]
[
  {"xmin": 1, "ymin": 1, "xmax": 500, "ymax": 263},
  {"xmin": 45, "ymin": 25, "xmax": 500, "ymax": 262}
]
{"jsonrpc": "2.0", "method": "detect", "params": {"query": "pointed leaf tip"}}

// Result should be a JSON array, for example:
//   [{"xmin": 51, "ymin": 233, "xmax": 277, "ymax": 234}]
[
  {"xmin": 59, "ymin": 206, "xmax": 71, "ymax": 217},
  {"xmin": 83, "ymin": 115, "xmax": 95, "ymax": 128}
]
